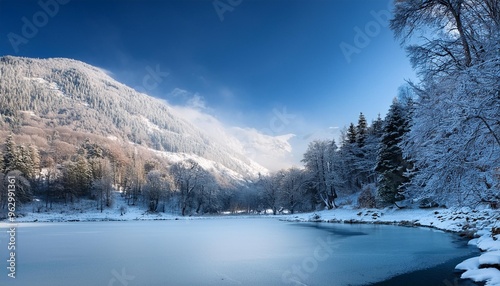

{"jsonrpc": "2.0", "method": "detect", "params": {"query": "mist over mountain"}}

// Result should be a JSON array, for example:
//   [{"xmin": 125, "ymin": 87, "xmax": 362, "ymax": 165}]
[{"xmin": 0, "ymin": 56, "xmax": 280, "ymax": 181}]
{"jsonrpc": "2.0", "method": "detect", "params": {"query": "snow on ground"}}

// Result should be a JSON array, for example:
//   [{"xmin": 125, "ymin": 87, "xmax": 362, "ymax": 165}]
[
  {"xmin": 461, "ymin": 269, "xmax": 500, "ymax": 286},
  {"xmin": 3, "ymin": 195, "xmax": 499, "ymax": 286},
  {"xmin": 6, "ymin": 192, "xmax": 181, "ymax": 223},
  {"xmin": 23, "ymin": 76, "xmax": 66, "ymax": 98}
]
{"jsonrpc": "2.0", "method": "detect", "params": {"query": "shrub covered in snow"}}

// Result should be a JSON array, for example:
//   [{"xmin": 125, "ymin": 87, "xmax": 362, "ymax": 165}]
[{"xmin": 358, "ymin": 184, "xmax": 376, "ymax": 208}]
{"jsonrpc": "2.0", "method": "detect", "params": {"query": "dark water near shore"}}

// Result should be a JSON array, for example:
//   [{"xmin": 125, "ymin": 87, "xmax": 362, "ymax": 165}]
[
  {"xmin": 369, "ymin": 255, "xmax": 481, "ymax": 286},
  {"xmin": 0, "ymin": 218, "xmax": 479, "ymax": 285}
]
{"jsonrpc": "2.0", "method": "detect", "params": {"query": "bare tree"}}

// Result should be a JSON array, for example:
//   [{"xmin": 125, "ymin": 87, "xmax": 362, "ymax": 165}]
[
  {"xmin": 391, "ymin": 0, "xmax": 500, "ymax": 75},
  {"xmin": 170, "ymin": 159, "xmax": 202, "ymax": 216},
  {"xmin": 143, "ymin": 170, "xmax": 171, "ymax": 212},
  {"xmin": 302, "ymin": 140, "xmax": 339, "ymax": 209},
  {"xmin": 92, "ymin": 158, "xmax": 114, "ymax": 212},
  {"xmin": 258, "ymin": 172, "xmax": 282, "ymax": 215},
  {"xmin": 279, "ymin": 167, "xmax": 310, "ymax": 214}
]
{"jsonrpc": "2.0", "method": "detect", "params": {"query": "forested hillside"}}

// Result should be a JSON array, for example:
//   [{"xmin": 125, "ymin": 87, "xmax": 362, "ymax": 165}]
[
  {"xmin": 0, "ymin": 56, "xmax": 268, "ymax": 216},
  {"xmin": 0, "ymin": 56, "xmax": 265, "ymax": 177}
]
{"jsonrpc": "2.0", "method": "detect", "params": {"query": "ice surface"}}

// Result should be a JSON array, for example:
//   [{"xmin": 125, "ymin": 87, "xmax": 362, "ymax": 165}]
[{"xmin": 0, "ymin": 218, "xmax": 476, "ymax": 286}]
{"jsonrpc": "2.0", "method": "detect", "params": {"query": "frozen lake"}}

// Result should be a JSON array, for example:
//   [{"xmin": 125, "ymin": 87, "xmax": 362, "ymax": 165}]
[{"xmin": 0, "ymin": 218, "xmax": 478, "ymax": 286}]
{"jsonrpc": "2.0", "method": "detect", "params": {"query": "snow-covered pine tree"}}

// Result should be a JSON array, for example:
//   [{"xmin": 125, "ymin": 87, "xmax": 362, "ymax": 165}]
[
  {"xmin": 63, "ymin": 155, "xmax": 93, "ymax": 202},
  {"xmin": 337, "ymin": 130, "xmax": 361, "ymax": 193},
  {"xmin": 371, "ymin": 114, "xmax": 383, "ymax": 137},
  {"xmin": 15, "ymin": 145, "xmax": 32, "ymax": 178},
  {"xmin": 375, "ymin": 99, "xmax": 410, "ymax": 206},
  {"xmin": 346, "ymin": 123, "xmax": 357, "ymax": 144},
  {"xmin": 14, "ymin": 145, "xmax": 40, "ymax": 180},
  {"xmin": 28, "ymin": 144, "xmax": 41, "ymax": 178},
  {"xmin": 356, "ymin": 112, "xmax": 368, "ymax": 148},
  {"xmin": 2, "ymin": 134, "xmax": 17, "ymax": 173},
  {"xmin": 337, "ymin": 115, "xmax": 381, "ymax": 194},
  {"xmin": 355, "ymin": 115, "xmax": 385, "ymax": 187}
]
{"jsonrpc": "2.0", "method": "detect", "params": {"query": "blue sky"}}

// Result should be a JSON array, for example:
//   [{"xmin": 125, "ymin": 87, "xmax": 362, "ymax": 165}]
[{"xmin": 0, "ymin": 0, "xmax": 416, "ymax": 167}]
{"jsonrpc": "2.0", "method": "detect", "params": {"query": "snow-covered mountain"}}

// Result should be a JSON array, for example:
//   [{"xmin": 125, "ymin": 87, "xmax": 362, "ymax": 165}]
[{"xmin": 0, "ymin": 56, "xmax": 274, "ymax": 182}]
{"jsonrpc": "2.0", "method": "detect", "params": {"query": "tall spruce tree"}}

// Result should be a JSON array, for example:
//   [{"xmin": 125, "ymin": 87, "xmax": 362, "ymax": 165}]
[
  {"xmin": 371, "ymin": 114, "xmax": 384, "ymax": 137},
  {"xmin": 346, "ymin": 123, "xmax": 357, "ymax": 144},
  {"xmin": 28, "ymin": 144, "xmax": 40, "ymax": 178},
  {"xmin": 356, "ymin": 112, "xmax": 368, "ymax": 147},
  {"xmin": 15, "ymin": 145, "xmax": 34, "ymax": 179},
  {"xmin": 2, "ymin": 134, "xmax": 17, "ymax": 173},
  {"xmin": 375, "ymin": 99, "xmax": 410, "ymax": 206}
]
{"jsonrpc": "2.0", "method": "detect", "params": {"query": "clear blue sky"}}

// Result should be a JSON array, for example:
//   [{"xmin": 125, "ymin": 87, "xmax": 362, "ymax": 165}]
[{"xmin": 0, "ymin": 0, "xmax": 416, "ymax": 162}]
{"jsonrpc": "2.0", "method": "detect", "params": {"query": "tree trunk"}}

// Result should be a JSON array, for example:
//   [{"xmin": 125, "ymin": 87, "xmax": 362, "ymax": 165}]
[{"xmin": 452, "ymin": 9, "xmax": 472, "ymax": 67}]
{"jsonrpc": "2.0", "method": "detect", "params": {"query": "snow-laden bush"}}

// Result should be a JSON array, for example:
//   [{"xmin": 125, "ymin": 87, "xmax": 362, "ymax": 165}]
[{"xmin": 358, "ymin": 184, "xmax": 376, "ymax": 208}]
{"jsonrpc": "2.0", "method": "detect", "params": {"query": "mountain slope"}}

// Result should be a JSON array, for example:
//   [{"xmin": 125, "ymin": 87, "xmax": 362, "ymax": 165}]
[{"xmin": 0, "ymin": 56, "xmax": 267, "ymax": 180}]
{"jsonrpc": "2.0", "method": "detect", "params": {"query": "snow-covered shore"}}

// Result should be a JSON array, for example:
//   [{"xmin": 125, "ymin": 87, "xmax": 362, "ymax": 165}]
[{"xmin": 4, "ymin": 201, "xmax": 499, "ymax": 286}]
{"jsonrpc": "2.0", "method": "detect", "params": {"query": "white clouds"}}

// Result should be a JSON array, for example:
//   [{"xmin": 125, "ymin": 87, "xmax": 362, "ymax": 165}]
[
  {"xmin": 229, "ymin": 127, "xmax": 296, "ymax": 170},
  {"xmin": 169, "ymin": 88, "xmax": 209, "ymax": 110},
  {"xmin": 166, "ymin": 89, "xmax": 296, "ymax": 171},
  {"xmin": 187, "ymin": 94, "xmax": 207, "ymax": 110},
  {"xmin": 169, "ymin": 87, "xmax": 190, "ymax": 98},
  {"xmin": 163, "ymin": 86, "xmax": 347, "ymax": 171}
]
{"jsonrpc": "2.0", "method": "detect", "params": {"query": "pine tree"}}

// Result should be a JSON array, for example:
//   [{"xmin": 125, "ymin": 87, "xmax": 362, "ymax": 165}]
[
  {"xmin": 28, "ymin": 144, "xmax": 40, "ymax": 178},
  {"xmin": 356, "ymin": 112, "xmax": 368, "ymax": 147},
  {"xmin": 15, "ymin": 145, "xmax": 33, "ymax": 178},
  {"xmin": 2, "ymin": 134, "xmax": 17, "ymax": 173},
  {"xmin": 63, "ymin": 155, "xmax": 93, "ymax": 201},
  {"xmin": 82, "ymin": 138, "xmax": 103, "ymax": 159},
  {"xmin": 370, "ymin": 114, "xmax": 384, "ymax": 137},
  {"xmin": 375, "ymin": 99, "xmax": 410, "ymax": 206},
  {"xmin": 75, "ymin": 155, "xmax": 92, "ymax": 197},
  {"xmin": 13, "ymin": 145, "xmax": 40, "ymax": 179},
  {"xmin": 346, "ymin": 123, "xmax": 357, "ymax": 144}
]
